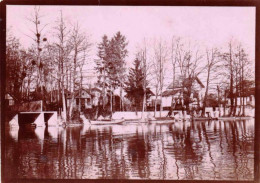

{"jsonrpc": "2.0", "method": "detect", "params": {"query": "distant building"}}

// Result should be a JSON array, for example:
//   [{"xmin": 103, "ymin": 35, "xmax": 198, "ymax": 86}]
[
  {"xmin": 227, "ymin": 88, "xmax": 255, "ymax": 107},
  {"xmin": 5, "ymin": 93, "xmax": 15, "ymax": 106},
  {"xmin": 66, "ymin": 87, "xmax": 102, "ymax": 111}
]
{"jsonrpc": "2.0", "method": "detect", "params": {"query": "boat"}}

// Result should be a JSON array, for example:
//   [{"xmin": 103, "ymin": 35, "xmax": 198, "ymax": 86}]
[
  {"xmin": 90, "ymin": 119, "xmax": 125, "ymax": 125},
  {"xmin": 80, "ymin": 115, "xmax": 125, "ymax": 125},
  {"xmin": 218, "ymin": 116, "xmax": 252, "ymax": 121},
  {"xmin": 192, "ymin": 117, "xmax": 218, "ymax": 121},
  {"xmin": 148, "ymin": 117, "xmax": 175, "ymax": 124}
]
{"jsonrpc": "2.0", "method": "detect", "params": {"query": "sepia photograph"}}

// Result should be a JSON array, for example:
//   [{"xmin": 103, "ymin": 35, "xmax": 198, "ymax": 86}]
[{"xmin": 3, "ymin": 4, "xmax": 256, "ymax": 181}]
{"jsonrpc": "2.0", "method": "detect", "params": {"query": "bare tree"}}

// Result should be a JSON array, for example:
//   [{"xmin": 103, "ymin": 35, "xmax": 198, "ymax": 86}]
[
  {"xmin": 68, "ymin": 23, "xmax": 90, "ymax": 120},
  {"xmin": 221, "ymin": 40, "xmax": 235, "ymax": 116},
  {"xmin": 136, "ymin": 38, "xmax": 151, "ymax": 119},
  {"xmin": 52, "ymin": 11, "xmax": 72, "ymax": 121},
  {"xmin": 152, "ymin": 39, "xmax": 168, "ymax": 117},
  {"xmin": 26, "ymin": 6, "xmax": 48, "ymax": 109},
  {"xmin": 202, "ymin": 48, "xmax": 221, "ymax": 116},
  {"xmin": 174, "ymin": 39, "xmax": 204, "ymax": 114},
  {"xmin": 170, "ymin": 37, "xmax": 178, "ymax": 107},
  {"xmin": 236, "ymin": 44, "xmax": 251, "ymax": 116}
]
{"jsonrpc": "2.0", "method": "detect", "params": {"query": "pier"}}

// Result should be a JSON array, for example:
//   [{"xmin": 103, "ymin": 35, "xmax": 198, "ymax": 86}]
[{"xmin": 9, "ymin": 111, "xmax": 58, "ymax": 127}]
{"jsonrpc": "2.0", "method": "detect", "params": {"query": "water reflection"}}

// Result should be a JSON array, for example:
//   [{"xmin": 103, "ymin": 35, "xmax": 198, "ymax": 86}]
[{"xmin": 5, "ymin": 119, "xmax": 254, "ymax": 180}]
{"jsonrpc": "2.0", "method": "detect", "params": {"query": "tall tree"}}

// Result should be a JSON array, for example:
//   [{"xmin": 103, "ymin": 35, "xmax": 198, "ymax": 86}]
[
  {"xmin": 6, "ymin": 34, "xmax": 27, "ymax": 101},
  {"xmin": 152, "ymin": 39, "xmax": 168, "ymax": 117},
  {"xmin": 95, "ymin": 35, "xmax": 110, "ymax": 109},
  {"xmin": 105, "ymin": 32, "xmax": 128, "ymax": 113},
  {"xmin": 125, "ymin": 58, "xmax": 151, "ymax": 113},
  {"xmin": 138, "ymin": 39, "xmax": 150, "ymax": 119},
  {"xmin": 68, "ymin": 23, "xmax": 91, "ymax": 119},
  {"xmin": 236, "ymin": 45, "xmax": 251, "ymax": 116},
  {"xmin": 202, "ymin": 48, "xmax": 220, "ymax": 116},
  {"xmin": 52, "ymin": 11, "xmax": 72, "ymax": 121},
  {"xmin": 26, "ymin": 6, "xmax": 48, "ymax": 109},
  {"xmin": 174, "ymin": 39, "xmax": 204, "ymax": 114},
  {"xmin": 222, "ymin": 40, "xmax": 235, "ymax": 116}
]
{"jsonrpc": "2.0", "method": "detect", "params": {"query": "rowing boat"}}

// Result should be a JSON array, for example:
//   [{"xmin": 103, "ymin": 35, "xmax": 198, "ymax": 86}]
[
  {"xmin": 148, "ymin": 117, "xmax": 175, "ymax": 124},
  {"xmin": 192, "ymin": 117, "xmax": 218, "ymax": 121},
  {"xmin": 89, "ymin": 119, "xmax": 125, "ymax": 125},
  {"xmin": 80, "ymin": 115, "xmax": 125, "ymax": 125}
]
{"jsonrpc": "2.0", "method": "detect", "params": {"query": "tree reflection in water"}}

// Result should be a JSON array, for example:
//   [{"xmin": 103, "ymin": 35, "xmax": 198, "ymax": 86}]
[{"xmin": 5, "ymin": 119, "xmax": 254, "ymax": 180}]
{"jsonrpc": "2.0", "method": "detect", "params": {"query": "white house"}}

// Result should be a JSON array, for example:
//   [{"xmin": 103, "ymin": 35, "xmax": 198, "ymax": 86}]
[
  {"xmin": 161, "ymin": 76, "xmax": 205, "ymax": 109},
  {"xmin": 227, "ymin": 95, "xmax": 255, "ymax": 107}
]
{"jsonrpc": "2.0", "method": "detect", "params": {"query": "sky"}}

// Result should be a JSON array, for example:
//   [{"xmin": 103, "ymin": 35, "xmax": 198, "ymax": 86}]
[{"xmin": 7, "ymin": 6, "xmax": 256, "ymax": 88}]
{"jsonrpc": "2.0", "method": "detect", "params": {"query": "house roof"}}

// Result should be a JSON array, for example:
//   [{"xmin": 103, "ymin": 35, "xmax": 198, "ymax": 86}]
[
  {"xmin": 167, "ymin": 76, "xmax": 205, "ymax": 89},
  {"xmin": 227, "ymin": 87, "xmax": 255, "ymax": 98},
  {"xmin": 5, "ymin": 93, "xmax": 14, "ymax": 100},
  {"xmin": 67, "ymin": 89, "xmax": 92, "ymax": 99},
  {"xmin": 89, "ymin": 87, "xmax": 102, "ymax": 93},
  {"xmin": 162, "ymin": 89, "xmax": 181, "ymax": 97}
]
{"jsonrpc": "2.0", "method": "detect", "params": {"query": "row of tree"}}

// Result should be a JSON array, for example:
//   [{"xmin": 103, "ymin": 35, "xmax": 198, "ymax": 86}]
[
  {"xmin": 6, "ymin": 7, "xmax": 254, "ymax": 121},
  {"xmin": 121, "ymin": 38, "xmax": 254, "ymax": 117},
  {"xmin": 6, "ymin": 7, "xmax": 91, "ymax": 121}
]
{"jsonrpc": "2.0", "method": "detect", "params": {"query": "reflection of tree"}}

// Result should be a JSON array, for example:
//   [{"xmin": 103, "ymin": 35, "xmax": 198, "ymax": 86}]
[
  {"xmin": 5, "ymin": 119, "xmax": 255, "ymax": 180},
  {"xmin": 168, "ymin": 123, "xmax": 205, "ymax": 179},
  {"xmin": 127, "ymin": 133, "xmax": 151, "ymax": 178},
  {"xmin": 201, "ymin": 121, "xmax": 217, "ymax": 179}
]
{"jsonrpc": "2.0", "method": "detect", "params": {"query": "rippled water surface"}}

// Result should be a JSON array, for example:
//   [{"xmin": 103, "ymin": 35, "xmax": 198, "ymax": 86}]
[{"xmin": 5, "ymin": 119, "xmax": 254, "ymax": 180}]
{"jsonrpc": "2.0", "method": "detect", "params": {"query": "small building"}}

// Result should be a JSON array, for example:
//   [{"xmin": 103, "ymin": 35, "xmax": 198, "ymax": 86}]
[
  {"xmin": 5, "ymin": 93, "xmax": 15, "ymax": 106},
  {"xmin": 66, "ymin": 88, "xmax": 102, "ymax": 111},
  {"xmin": 67, "ymin": 89, "xmax": 92, "ymax": 111},
  {"xmin": 227, "ymin": 88, "xmax": 255, "ymax": 108},
  {"xmin": 161, "ymin": 76, "xmax": 205, "ymax": 110},
  {"xmin": 88, "ymin": 87, "xmax": 102, "ymax": 106}
]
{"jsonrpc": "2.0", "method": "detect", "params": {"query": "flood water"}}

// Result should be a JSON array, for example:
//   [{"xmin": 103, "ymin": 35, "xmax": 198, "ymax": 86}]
[{"xmin": 5, "ymin": 119, "xmax": 254, "ymax": 180}]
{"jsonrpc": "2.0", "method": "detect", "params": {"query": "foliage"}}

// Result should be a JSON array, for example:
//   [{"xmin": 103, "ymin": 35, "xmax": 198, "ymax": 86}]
[{"xmin": 125, "ymin": 58, "xmax": 152, "ymax": 110}]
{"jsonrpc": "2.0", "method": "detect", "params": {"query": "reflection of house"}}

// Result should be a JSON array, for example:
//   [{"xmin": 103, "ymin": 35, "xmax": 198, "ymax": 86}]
[
  {"xmin": 66, "ymin": 88, "xmax": 102, "ymax": 111},
  {"xmin": 161, "ymin": 77, "xmax": 205, "ymax": 109},
  {"xmin": 5, "ymin": 93, "xmax": 15, "ymax": 106}
]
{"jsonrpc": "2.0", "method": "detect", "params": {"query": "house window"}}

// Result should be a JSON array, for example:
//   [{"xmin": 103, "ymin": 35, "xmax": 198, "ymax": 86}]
[
  {"xmin": 87, "ymin": 98, "xmax": 91, "ymax": 105},
  {"xmin": 9, "ymin": 100, "xmax": 14, "ymax": 106},
  {"xmin": 76, "ymin": 98, "xmax": 79, "ymax": 105}
]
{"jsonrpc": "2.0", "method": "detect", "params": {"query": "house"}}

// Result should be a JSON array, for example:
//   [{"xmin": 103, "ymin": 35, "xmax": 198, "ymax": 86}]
[
  {"xmin": 88, "ymin": 87, "xmax": 102, "ymax": 106},
  {"xmin": 227, "ymin": 88, "xmax": 255, "ymax": 107},
  {"xmin": 67, "ymin": 89, "xmax": 92, "ymax": 111},
  {"xmin": 161, "ymin": 76, "xmax": 205, "ymax": 110},
  {"xmin": 5, "ymin": 93, "xmax": 15, "ymax": 106},
  {"xmin": 66, "ymin": 88, "xmax": 102, "ymax": 111}
]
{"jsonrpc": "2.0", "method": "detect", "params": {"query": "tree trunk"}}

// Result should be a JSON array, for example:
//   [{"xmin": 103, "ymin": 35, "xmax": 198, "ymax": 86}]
[
  {"xmin": 159, "ymin": 94, "xmax": 163, "ymax": 118},
  {"xmin": 120, "ymin": 85, "xmax": 123, "ymax": 111},
  {"xmin": 62, "ymin": 88, "xmax": 67, "ymax": 122},
  {"xmin": 69, "ymin": 50, "xmax": 77, "ymax": 120},
  {"xmin": 154, "ymin": 93, "xmax": 158, "ymax": 117},
  {"xmin": 228, "ymin": 43, "xmax": 234, "ymax": 117},
  {"xmin": 141, "ymin": 92, "xmax": 146, "ymax": 120},
  {"xmin": 202, "ymin": 70, "xmax": 210, "ymax": 117},
  {"xmin": 224, "ymin": 90, "xmax": 227, "ymax": 116},
  {"xmin": 110, "ymin": 89, "xmax": 113, "ymax": 115}
]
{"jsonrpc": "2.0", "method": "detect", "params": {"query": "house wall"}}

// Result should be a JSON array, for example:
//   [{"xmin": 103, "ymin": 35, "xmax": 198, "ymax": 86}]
[
  {"xmin": 67, "ymin": 98, "xmax": 92, "ymax": 111},
  {"xmin": 162, "ymin": 96, "xmax": 172, "ymax": 107},
  {"xmin": 227, "ymin": 95, "xmax": 255, "ymax": 107},
  {"xmin": 216, "ymin": 106, "xmax": 254, "ymax": 117}
]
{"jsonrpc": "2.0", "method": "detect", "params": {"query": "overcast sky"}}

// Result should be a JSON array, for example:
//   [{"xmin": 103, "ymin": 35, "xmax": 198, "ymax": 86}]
[{"xmin": 7, "ymin": 6, "xmax": 255, "ymax": 88}]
